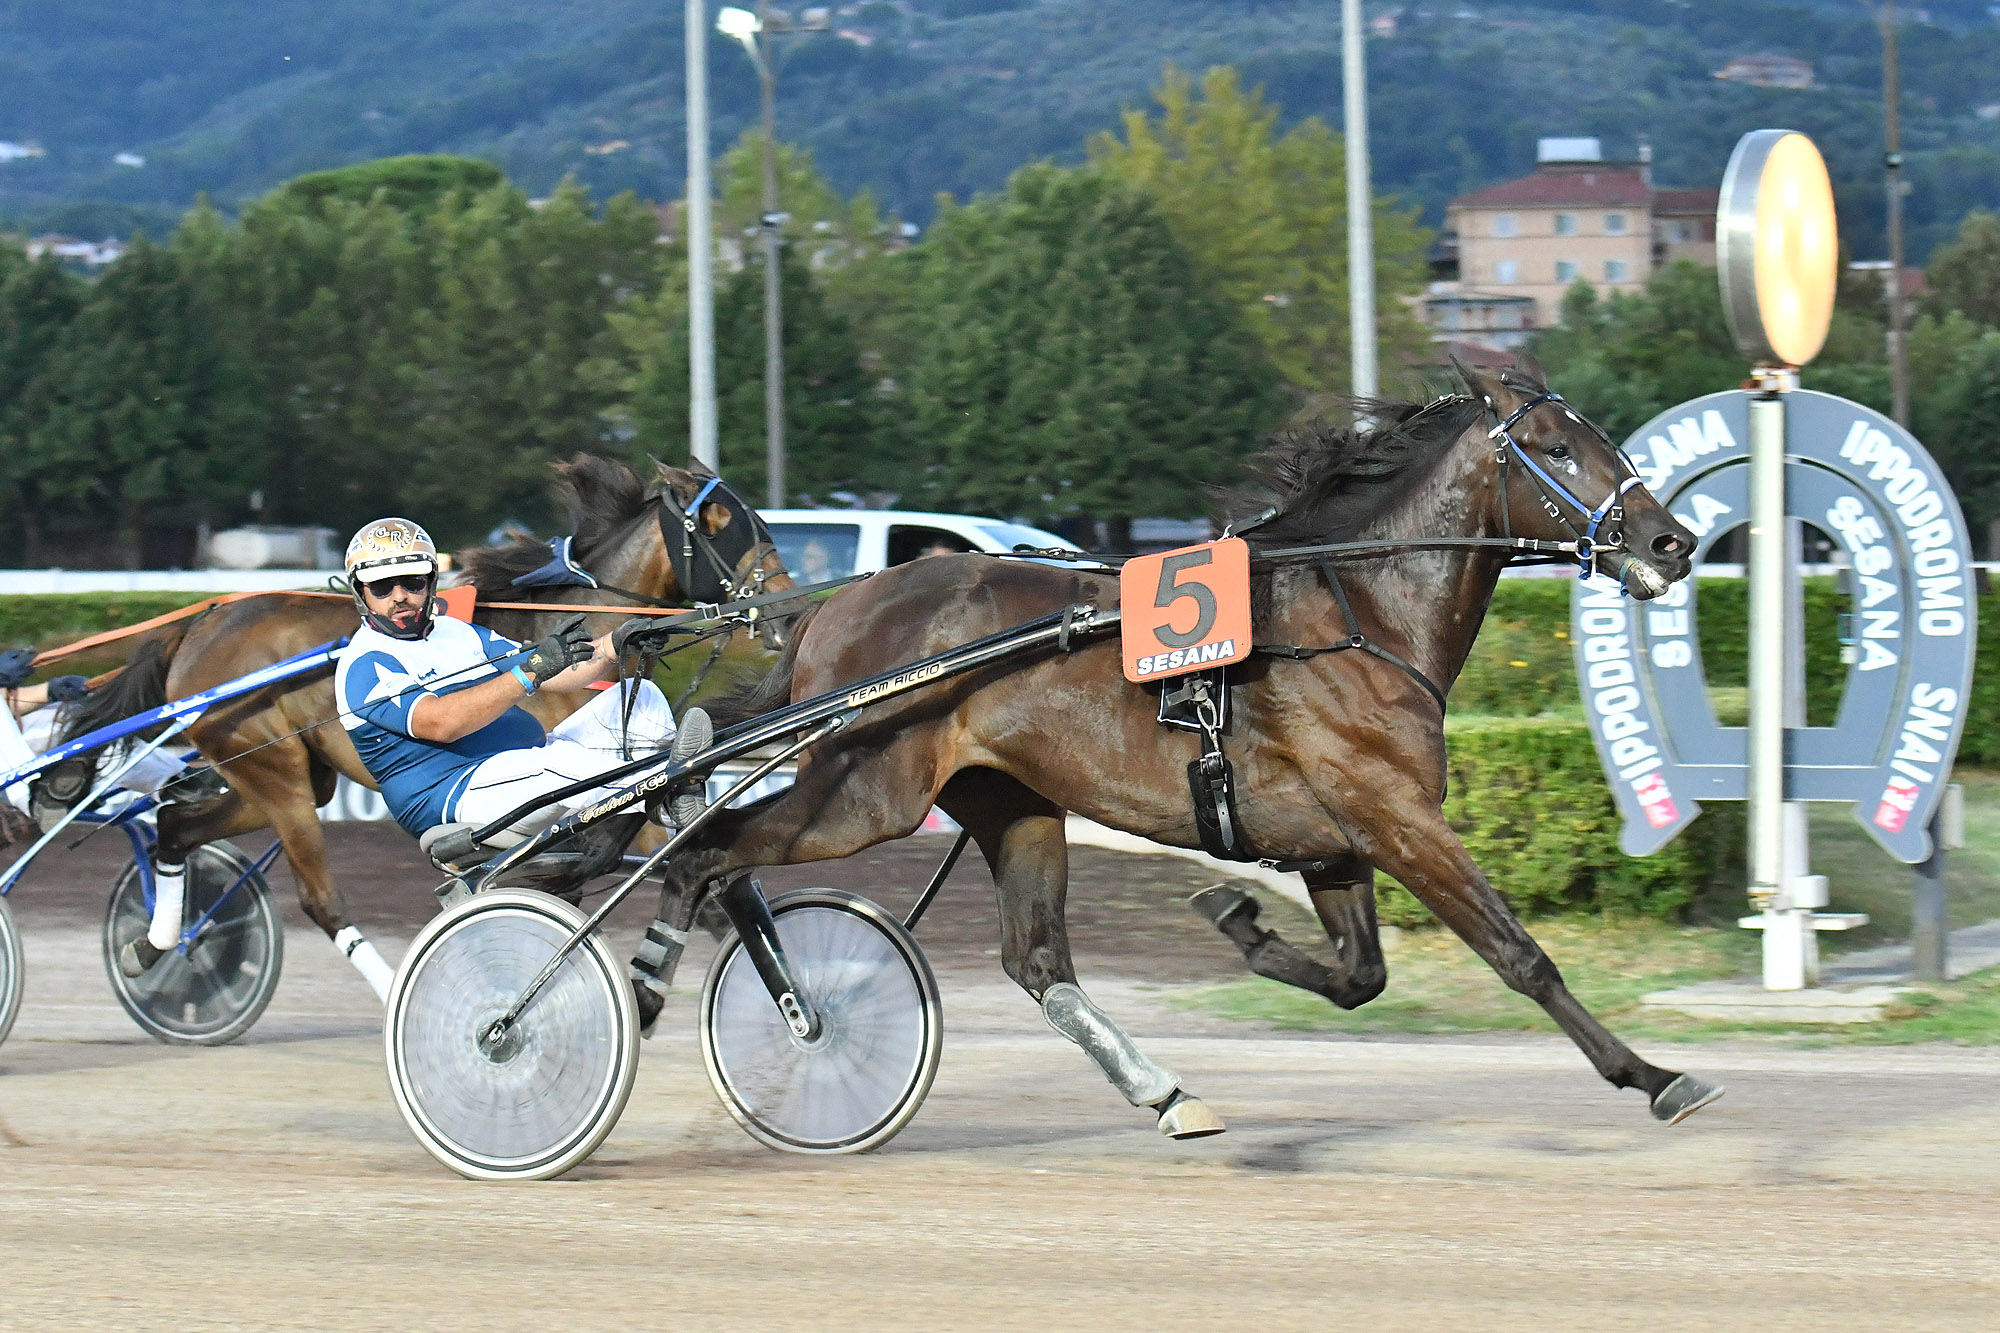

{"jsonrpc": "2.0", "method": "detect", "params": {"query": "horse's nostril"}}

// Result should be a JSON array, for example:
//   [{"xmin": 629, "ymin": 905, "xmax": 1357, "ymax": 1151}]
[{"xmin": 1651, "ymin": 532, "xmax": 1686, "ymax": 558}]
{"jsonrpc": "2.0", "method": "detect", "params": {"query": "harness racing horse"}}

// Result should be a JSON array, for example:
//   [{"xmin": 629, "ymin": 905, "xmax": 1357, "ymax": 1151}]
[
  {"xmin": 667, "ymin": 358, "xmax": 1719, "ymax": 1137},
  {"xmin": 56, "ymin": 455, "xmax": 790, "ymax": 997}
]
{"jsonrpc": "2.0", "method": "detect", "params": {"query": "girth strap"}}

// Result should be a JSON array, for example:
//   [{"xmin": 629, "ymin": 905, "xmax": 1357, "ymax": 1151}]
[{"xmin": 1252, "ymin": 555, "xmax": 1448, "ymax": 716}]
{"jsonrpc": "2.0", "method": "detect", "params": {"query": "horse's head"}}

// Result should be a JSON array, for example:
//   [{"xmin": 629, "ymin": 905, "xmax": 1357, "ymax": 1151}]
[
  {"xmin": 649, "ymin": 459, "xmax": 796, "ymax": 647},
  {"xmin": 1455, "ymin": 356, "xmax": 1694, "ymax": 600}
]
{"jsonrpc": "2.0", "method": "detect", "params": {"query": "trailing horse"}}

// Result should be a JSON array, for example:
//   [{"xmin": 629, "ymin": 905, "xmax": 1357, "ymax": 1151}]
[
  {"xmin": 53, "ymin": 455, "xmax": 790, "ymax": 997},
  {"xmin": 661, "ymin": 358, "xmax": 1720, "ymax": 1136}
]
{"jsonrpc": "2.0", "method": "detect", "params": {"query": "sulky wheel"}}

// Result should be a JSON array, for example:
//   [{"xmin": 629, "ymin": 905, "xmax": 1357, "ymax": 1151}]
[
  {"xmin": 385, "ymin": 889, "xmax": 637, "ymax": 1182},
  {"xmin": 102, "ymin": 841, "xmax": 283, "ymax": 1047},
  {"xmin": 0, "ymin": 894, "xmax": 21, "ymax": 1049},
  {"xmin": 701, "ymin": 888, "xmax": 942, "ymax": 1154}
]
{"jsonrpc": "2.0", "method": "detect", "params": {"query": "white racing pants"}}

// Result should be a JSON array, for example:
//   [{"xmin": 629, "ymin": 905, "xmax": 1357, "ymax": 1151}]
[
  {"xmin": 445, "ymin": 680, "xmax": 678, "ymax": 835},
  {"xmin": 3, "ymin": 706, "xmax": 190, "ymax": 816}
]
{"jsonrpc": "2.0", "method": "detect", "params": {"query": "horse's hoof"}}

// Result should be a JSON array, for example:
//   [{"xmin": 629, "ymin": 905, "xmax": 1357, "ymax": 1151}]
[
  {"xmin": 1650, "ymin": 1073, "xmax": 1724, "ymax": 1125},
  {"xmin": 1156, "ymin": 1090, "xmax": 1227, "ymax": 1140},
  {"xmin": 1188, "ymin": 884, "xmax": 1258, "ymax": 929},
  {"xmin": 632, "ymin": 978, "xmax": 666, "ymax": 1040},
  {"xmin": 118, "ymin": 938, "xmax": 164, "ymax": 978}
]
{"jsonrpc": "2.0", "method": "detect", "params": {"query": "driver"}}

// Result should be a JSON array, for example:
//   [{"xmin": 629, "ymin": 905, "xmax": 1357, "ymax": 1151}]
[{"xmin": 333, "ymin": 519, "xmax": 713, "ymax": 846}]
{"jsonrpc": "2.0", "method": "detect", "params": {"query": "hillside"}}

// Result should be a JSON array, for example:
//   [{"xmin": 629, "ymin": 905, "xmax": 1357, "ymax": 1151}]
[{"xmin": 2, "ymin": 0, "xmax": 1998, "ymax": 259}]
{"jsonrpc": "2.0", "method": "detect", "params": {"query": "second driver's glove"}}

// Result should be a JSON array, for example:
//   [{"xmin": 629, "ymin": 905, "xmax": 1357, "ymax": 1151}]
[{"xmin": 519, "ymin": 615, "xmax": 595, "ymax": 688}]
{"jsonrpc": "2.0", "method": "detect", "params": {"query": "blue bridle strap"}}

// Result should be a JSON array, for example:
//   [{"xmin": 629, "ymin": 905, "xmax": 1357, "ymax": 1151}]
[{"xmin": 1487, "ymin": 392, "xmax": 1640, "ymax": 580}]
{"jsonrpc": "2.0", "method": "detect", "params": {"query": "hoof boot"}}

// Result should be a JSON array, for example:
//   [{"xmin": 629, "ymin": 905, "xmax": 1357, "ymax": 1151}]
[
  {"xmin": 1650, "ymin": 1073, "xmax": 1724, "ymax": 1125},
  {"xmin": 1155, "ymin": 1090, "xmax": 1227, "ymax": 1140},
  {"xmin": 119, "ymin": 937, "xmax": 165, "ymax": 978},
  {"xmin": 1188, "ymin": 884, "xmax": 1258, "ymax": 930},
  {"xmin": 633, "ymin": 978, "xmax": 667, "ymax": 1040}
]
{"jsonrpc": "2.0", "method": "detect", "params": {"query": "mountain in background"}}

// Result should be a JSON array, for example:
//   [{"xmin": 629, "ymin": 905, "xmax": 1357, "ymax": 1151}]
[{"xmin": 2, "ymin": 0, "xmax": 1997, "ymax": 261}]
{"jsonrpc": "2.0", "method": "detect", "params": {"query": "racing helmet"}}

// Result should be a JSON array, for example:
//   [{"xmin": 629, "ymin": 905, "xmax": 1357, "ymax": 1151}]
[{"xmin": 345, "ymin": 518, "xmax": 440, "ymax": 640}]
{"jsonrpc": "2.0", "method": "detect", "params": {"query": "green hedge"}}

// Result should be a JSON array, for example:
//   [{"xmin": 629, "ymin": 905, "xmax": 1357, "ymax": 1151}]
[
  {"xmin": 1454, "ymin": 578, "xmax": 1996, "ymax": 755},
  {"xmin": 0, "ymin": 591, "xmax": 217, "ymax": 652},
  {"xmin": 1368, "ymin": 715, "xmax": 1739, "ymax": 926}
]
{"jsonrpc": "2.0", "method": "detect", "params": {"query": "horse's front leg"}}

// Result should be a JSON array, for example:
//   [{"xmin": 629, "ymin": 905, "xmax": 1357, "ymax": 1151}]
[
  {"xmin": 1333, "ymin": 759, "xmax": 1722, "ymax": 1124},
  {"xmin": 943, "ymin": 768, "xmax": 1226, "ymax": 1141}
]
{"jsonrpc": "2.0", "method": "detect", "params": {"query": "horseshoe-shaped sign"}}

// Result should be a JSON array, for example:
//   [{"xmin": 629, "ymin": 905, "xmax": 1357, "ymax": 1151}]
[{"xmin": 1572, "ymin": 390, "xmax": 1976, "ymax": 863}]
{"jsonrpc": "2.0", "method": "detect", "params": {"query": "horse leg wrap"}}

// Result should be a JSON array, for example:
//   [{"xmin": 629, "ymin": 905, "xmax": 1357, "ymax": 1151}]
[
  {"xmin": 630, "ymin": 920, "xmax": 689, "ymax": 997},
  {"xmin": 146, "ymin": 861, "xmax": 186, "ymax": 951},
  {"xmin": 1040, "ymin": 982, "xmax": 1178, "ymax": 1108},
  {"xmin": 1190, "ymin": 885, "xmax": 1341, "ymax": 998},
  {"xmin": 333, "ymin": 926, "xmax": 393, "ymax": 1004}
]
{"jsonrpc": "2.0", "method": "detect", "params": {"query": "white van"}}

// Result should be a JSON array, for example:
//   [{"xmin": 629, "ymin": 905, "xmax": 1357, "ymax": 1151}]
[{"xmin": 757, "ymin": 509, "xmax": 1085, "ymax": 582}]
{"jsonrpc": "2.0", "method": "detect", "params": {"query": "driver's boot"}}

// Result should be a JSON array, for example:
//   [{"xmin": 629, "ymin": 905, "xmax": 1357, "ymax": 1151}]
[{"xmin": 667, "ymin": 707, "xmax": 713, "ymax": 830}]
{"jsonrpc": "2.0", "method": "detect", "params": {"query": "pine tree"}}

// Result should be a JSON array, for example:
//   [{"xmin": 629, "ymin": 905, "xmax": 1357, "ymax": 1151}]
[
  {"xmin": 902, "ymin": 163, "xmax": 1281, "ymax": 531},
  {"xmin": 36, "ymin": 237, "xmax": 262, "ymax": 567},
  {"xmin": 0, "ymin": 249, "xmax": 86, "ymax": 565},
  {"xmin": 1090, "ymin": 66, "xmax": 1433, "ymax": 404}
]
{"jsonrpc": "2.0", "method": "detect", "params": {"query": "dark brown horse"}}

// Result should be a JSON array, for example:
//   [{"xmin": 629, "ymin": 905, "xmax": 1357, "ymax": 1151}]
[
  {"xmin": 653, "ymin": 359, "xmax": 1719, "ymax": 1136},
  {"xmin": 58, "ymin": 456, "xmax": 790, "ymax": 995}
]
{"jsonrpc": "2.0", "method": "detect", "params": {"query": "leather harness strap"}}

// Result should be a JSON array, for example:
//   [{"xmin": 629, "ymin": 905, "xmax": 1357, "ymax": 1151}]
[{"xmin": 1250, "ymin": 554, "xmax": 1449, "ymax": 716}]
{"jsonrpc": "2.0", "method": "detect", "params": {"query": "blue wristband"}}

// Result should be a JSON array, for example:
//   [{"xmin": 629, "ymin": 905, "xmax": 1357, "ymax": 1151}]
[{"xmin": 510, "ymin": 664, "xmax": 537, "ymax": 693}]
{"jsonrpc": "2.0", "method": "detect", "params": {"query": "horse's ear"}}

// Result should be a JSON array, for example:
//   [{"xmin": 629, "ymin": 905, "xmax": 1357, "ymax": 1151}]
[
  {"xmin": 1512, "ymin": 351, "xmax": 1549, "ymax": 390},
  {"xmin": 649, "ymin": 457, "xmax": 693, "ymax": 495},
  {"xmin": 686, "ymin": 455, "xmax": 717, "ymax": 480},
  {"xmin": 1451, "ymin": 355, "xmax": 1504, "ymax": 410}
]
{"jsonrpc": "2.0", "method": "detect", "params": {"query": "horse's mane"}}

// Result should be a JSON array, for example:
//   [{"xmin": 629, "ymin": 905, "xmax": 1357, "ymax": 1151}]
[
  {"xmin": 1223, "ymin": 394, "xmax": 1487, "ymax": 545},
  {"xmin": 454, "ymin": 454, "xmax": 651, "ymax": 597}
]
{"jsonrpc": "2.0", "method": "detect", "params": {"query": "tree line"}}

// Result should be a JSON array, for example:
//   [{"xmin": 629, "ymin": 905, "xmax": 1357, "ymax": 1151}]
[
  {"xmin": 1532, "ymin": 209, "xmax": 2000, "ymax": 543},
  {"xmin": 0, "ymin": 69, "xmax": 1433, "ymax": 566}
]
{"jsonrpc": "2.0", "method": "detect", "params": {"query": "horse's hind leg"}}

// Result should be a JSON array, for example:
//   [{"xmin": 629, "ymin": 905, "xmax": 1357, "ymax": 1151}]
[
  {"xmin": 1188, "ymin": 854, "xmax": 1388, "ymax": 1010},
  {"xmin": 119, "ymin": 788, "xmax": 269, "ymax": 976},
  {"xmin": 942, "ymin": 769, "xmax": 1225, "ymax": 1141},
  {"xmin": 222, "ymin": 740, "xmax": 394, "ymax": 1002},
  {"xmin": 1348, "ymin": 775, "xmax": 1721, "ymax": 1124}
]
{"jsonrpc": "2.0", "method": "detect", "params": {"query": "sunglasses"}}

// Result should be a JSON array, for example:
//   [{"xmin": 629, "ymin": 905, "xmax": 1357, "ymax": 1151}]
[{"xmin": 361, "ymin": 574, "xmax": 431, "ymax": 599}]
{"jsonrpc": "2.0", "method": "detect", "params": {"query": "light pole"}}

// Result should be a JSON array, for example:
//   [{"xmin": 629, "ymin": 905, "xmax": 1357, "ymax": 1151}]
[
  {"xmin": 1341, "ymin": 0, "xmax": 1379, "ymax": 402},
  {"xmin": 1876, "ymin": 0, "xmax": 1911, "ymax": 428},
  {"xmin": 718, "ymin": 4, "xmax": 807, "ymax": 508},
  {"xmin": 686, "ymin": 1, "xmax": 718, "ymax": 471}
]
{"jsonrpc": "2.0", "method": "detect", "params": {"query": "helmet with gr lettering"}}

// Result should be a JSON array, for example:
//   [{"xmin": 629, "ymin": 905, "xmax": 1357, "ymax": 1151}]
[{"xmin": 345, "ymin": 518, "xmax": 440, "ymax": 641}]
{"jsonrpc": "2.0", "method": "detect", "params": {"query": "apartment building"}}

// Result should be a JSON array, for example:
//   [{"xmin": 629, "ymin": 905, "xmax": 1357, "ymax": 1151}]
[{"xmin": 1426, "ymin": 139, "xmax": 1718, "ymax": 344}]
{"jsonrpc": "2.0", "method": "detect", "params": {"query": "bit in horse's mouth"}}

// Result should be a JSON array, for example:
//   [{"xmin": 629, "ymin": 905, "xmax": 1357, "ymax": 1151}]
[{"xmin": 1617, "ymin": 555, "xmax": 1674, "ymax": 600}]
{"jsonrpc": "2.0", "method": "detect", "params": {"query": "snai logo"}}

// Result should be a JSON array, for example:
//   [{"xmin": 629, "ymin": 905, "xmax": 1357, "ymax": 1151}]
[
  {"xmin": 1632, "ymin": 770, "xmax": 1679, "ymax": 828},
  {"xmin": 1873, "ymin": 775, "xmax": 1921, "ymax": 833}
]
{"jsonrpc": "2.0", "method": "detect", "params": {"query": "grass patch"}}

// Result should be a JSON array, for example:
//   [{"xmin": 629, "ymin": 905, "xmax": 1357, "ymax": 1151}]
[
  {"xmin": 1173, "ymin": 768, "xmax": 2000, "ymax": 1045},
  {"xmin": 1170, "ymin": 915, "xmax": 1759, "ymax": 1037}
]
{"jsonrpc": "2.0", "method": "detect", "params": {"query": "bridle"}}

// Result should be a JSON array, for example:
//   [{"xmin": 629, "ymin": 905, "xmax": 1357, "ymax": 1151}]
[
  {"xmin": 654, "ymin": 476, "xmax": 783, "ymax": 605},
  {"xmin": 1484, "ymin": 390, "xmax": 1643, "ymax": 581}
]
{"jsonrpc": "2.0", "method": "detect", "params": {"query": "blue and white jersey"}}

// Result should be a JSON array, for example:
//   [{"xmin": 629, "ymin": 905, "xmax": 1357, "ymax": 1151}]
[{"xmin": 334, "ymin": 618, "xmax": 547, "ymax": 835}]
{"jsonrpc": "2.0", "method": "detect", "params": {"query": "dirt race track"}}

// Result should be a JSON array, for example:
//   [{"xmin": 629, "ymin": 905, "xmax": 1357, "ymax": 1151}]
[{"xmin": 4, "ymin": 825, "xmax": 1999, "ymax": 1330}]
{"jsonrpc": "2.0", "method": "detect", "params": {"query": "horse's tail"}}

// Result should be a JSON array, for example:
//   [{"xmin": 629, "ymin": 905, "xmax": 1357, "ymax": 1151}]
[
  {"xmin": 55, "ymin": 623, "xmax": 190, "ymax": 746},
  {"xmin": 702, "ymin": 603, "xmax": 822, "ymax": 730}
]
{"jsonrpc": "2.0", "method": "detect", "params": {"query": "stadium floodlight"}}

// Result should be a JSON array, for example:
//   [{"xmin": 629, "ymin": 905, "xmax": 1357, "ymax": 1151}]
[
  {"xmin": 716, "ymin": 6, "xmax": 762, "ymax": 43},
  {"xmin": 1717, "ymin": 129, "xmax": 1838, "ymax": 369}
]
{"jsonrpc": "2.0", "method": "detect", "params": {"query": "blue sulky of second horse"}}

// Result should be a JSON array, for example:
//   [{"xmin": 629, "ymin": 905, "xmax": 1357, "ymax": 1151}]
[{"xmin": 0, "ymin": 642, "xmax": 345, "ymax": 1048}]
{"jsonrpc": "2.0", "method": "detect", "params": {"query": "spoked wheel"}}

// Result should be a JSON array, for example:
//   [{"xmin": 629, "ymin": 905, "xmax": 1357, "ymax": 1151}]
[
  {"xmin": 701, "ymin": 888, "xmax": 942, "ymax": 1154},
  {"xmin": 102, "ymin": 841, "xmax": 283, "ymax": 1047},
  {"xmin": 0, "ymin": 894, "xmax": 22, "ymax": 1049},
  {"xmin": 385, "ymin": 889, "xmax": 637, "ymax": 1182}
]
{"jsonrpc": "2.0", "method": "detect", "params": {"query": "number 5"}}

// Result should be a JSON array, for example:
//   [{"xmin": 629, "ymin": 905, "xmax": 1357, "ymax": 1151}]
[{"xmin": 1153, "ymin": 549, "xmax": 1217, "ymax": 648}]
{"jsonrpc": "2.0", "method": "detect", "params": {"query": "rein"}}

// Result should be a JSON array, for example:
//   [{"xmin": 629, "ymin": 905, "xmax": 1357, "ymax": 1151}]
[{"xmin": 27, "ymin": 589, "xmax": 720, "ymax": 669}]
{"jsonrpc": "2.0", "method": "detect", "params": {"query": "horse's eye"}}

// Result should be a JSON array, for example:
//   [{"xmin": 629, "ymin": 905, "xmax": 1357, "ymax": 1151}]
[{"xmin": 1546, "ymin": 443, "xmax": 1571, "ymax": 462}]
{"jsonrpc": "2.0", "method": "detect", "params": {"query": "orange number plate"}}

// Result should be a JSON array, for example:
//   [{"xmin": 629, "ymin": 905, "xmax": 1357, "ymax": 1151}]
[{"xmin": 1120, "ymin": 538, "xmax": 1252, "ymax": 683}]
